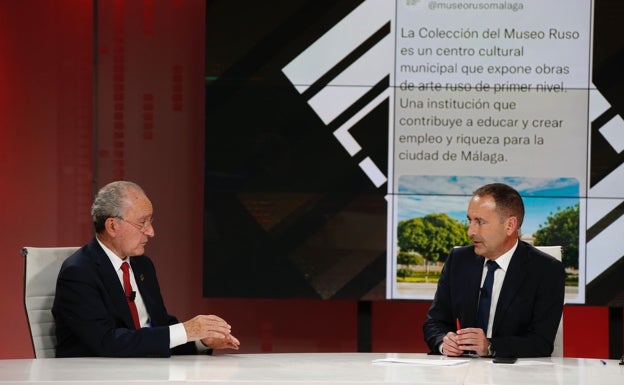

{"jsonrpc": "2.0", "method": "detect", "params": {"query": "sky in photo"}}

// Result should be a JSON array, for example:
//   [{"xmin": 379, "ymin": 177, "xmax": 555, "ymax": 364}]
[{"xmin": 397, "ymin": 176, "xmax": 579, "ymax": 237}]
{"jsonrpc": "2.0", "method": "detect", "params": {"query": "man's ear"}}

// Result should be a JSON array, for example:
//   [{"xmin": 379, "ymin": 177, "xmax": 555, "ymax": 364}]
[
  {"xmin": 104, "ymin": 217, "xmax": 119, "ymax": 236},
  {"xmin": 506, "ymin": 216, "xmax": 518, "ymax": 236}
]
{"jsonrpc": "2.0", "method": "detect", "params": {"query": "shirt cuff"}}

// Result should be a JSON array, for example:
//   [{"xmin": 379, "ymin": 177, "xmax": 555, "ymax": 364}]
[
  {"xmin": 169, "ymin": 323, "xmax": 187, "ymax": 349},
  {"xmin": 195, "ymin": 340, "xmax": 212, "ymax": 354}
]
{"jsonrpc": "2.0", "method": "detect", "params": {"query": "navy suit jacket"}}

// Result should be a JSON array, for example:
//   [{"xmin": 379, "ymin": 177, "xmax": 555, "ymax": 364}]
[
  {"xmin": 423, "ymin": 241, "xmax": 565, "ymax": 357},
  {"xmin": 52, "ymin": 237, "xmax": 197, "ymax": 357}
]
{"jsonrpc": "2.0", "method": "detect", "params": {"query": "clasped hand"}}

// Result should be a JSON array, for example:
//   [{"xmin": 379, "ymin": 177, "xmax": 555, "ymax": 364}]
[
  {"xmin": 442, "ymin": 327, "xmax": 489, "ymax": 357},
  {"xmin": 183, "ymin": 315, "xmax": 240, "ymax": 350}
]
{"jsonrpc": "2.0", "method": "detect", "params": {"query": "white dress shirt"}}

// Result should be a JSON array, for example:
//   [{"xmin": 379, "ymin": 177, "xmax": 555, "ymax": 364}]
[
  {"xmin": 480, "ymin": 240, "xmax": 517, "ymax": 338},
  {"xmin": 96, "ymin": 237, "xmax": 188, "ymax": 349}
]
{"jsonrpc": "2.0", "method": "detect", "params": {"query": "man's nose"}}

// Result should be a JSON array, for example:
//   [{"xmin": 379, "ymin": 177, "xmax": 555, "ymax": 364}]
[
  {"xmin": 145, "ymin": 224, "xmax": 155, "ymax": 237},
  {"xmin": 466, "ymin": 222, "xmax": 477, "ymax": 236}
]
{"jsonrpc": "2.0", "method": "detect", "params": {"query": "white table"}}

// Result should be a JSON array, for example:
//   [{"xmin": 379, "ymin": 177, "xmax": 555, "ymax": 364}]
[{"xmin": 0, "ymin": 353, "xmax": 622, "ymax": 384}]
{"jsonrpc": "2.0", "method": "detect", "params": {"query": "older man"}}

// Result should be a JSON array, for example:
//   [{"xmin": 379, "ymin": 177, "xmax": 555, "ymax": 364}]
[
  {"xmin": 53, "ymin": 181, "xmax": 240, "ymax": 357},
  {"xmin": 423, "ymin": 183, "xmax": 565, "ymax": 358}
]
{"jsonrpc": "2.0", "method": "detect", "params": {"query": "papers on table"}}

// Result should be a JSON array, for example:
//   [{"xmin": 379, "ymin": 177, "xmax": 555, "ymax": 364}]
[{"xmin": 372, "ymin": 358, "xmax": 470, "ymax": 366}]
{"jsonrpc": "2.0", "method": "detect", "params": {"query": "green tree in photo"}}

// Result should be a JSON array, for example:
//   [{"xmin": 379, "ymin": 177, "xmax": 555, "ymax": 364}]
[
  {"xmin": 397, "ymin": 251, "xmax": 422, "ymax": 266},
  {"xmin": 533, "ymin": 203, "xmax": 579, "ymax": 269},
  {"xmin": 397, "ymin": 213, "xmax": 471, "ymax": 265}
]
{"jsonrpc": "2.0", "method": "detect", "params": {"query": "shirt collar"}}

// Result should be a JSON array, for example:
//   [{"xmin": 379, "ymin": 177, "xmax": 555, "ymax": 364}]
[
  {"xmin": 486, "ymin": 239, "xmax": 518, "ymax": 272},
  {"xmin": 96, "ymin": 236, "xmax": 129, "ymax": 271}
]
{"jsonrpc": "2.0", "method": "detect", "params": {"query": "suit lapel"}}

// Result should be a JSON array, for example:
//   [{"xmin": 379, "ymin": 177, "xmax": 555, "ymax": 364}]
[
  {"xmin": 465, "ymin": 252, "xmax": 485, "ymax": 327},
  {"xmin": 89, "ymin": 240, "xmax": 136, "ymax": 329},
  {"xmin": 129, "ymin": 257, "xmax": 157, "ymax": 320},
  {"xmin": 129, "ymin": 258, "xmax": 149, "ymax": 302},
  {"xmin": 492, "ymin": 243, "xmax": 529, "ymax": 334}
]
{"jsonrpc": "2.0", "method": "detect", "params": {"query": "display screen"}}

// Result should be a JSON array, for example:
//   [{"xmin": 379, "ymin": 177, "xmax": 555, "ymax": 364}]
[{"xmin": 204, "ymin": 0, "xmax": 624, "ymax": 305}]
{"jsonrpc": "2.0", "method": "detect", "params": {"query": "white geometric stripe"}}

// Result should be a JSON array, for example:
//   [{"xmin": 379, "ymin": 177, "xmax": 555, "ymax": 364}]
[
  {"xmin": 308, "ymin": 36, "xmax": 392, "ymax": 125},
  {"xmin": 589, "ymin": 87, "xmax": 610, "ymax": 121},
  {"xmin": 282, "ymin": 0, "xmax": 393, "ymax": 92},
  {"xmin": 333, "ymin": 88, "xmax": 392, "ymax": 156},
  {"xmin": 281, "ymin": 0, "xmax": 393, "ymax": 187},
  {"xmin": 598, "ymin": 113, "xmax": 624, "ymax": 153},
  {"xmin": 586, "ymin": 213, "xmax": 624, "ymax": 283},
  {"xmin": 359, "ymin": 157, "xmax": 387, "ymax": 188}
]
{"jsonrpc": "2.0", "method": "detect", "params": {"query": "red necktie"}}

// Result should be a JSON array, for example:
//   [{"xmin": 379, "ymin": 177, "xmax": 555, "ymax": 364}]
[{"xmin": 121, "ymin": 261, "xmax": 141, "ymax": 329}]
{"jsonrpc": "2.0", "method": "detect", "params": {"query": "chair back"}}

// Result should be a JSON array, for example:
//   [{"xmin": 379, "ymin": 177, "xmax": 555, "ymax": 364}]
[
  {"xmin": 22, "ymin": 246, "xmax": 79, "ymax": 358},
  {"xmin": 535, "ymin": 245, "xmax": 564, "ymax": 357}
]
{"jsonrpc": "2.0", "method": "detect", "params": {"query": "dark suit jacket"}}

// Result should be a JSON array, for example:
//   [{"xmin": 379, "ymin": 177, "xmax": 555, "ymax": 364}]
[
  {"xmin": 52, "ymin": 237, "xmax": 198, "ymax": 357},
  {"xmin": 423, "ymin": 241, "xmax": 565, "ymax": 357}
]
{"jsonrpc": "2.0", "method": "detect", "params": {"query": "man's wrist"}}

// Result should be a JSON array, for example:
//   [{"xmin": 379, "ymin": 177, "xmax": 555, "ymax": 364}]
[
  {"xmin": 195, "ymin": 340, "xmax": 212, "ymax": 354},
  {"xmin": 169, "ymin": 323, "xmax": 188, "ymax": 349},
  {"xmin": 487, "ymin": 342, "xmax": 495, "ymax": 357}
]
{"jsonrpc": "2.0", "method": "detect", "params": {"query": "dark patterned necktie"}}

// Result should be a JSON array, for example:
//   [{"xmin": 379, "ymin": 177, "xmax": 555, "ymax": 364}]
[{"xmin": 476, "ymin": 260, "xmax": 499, "ymax": 332}]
